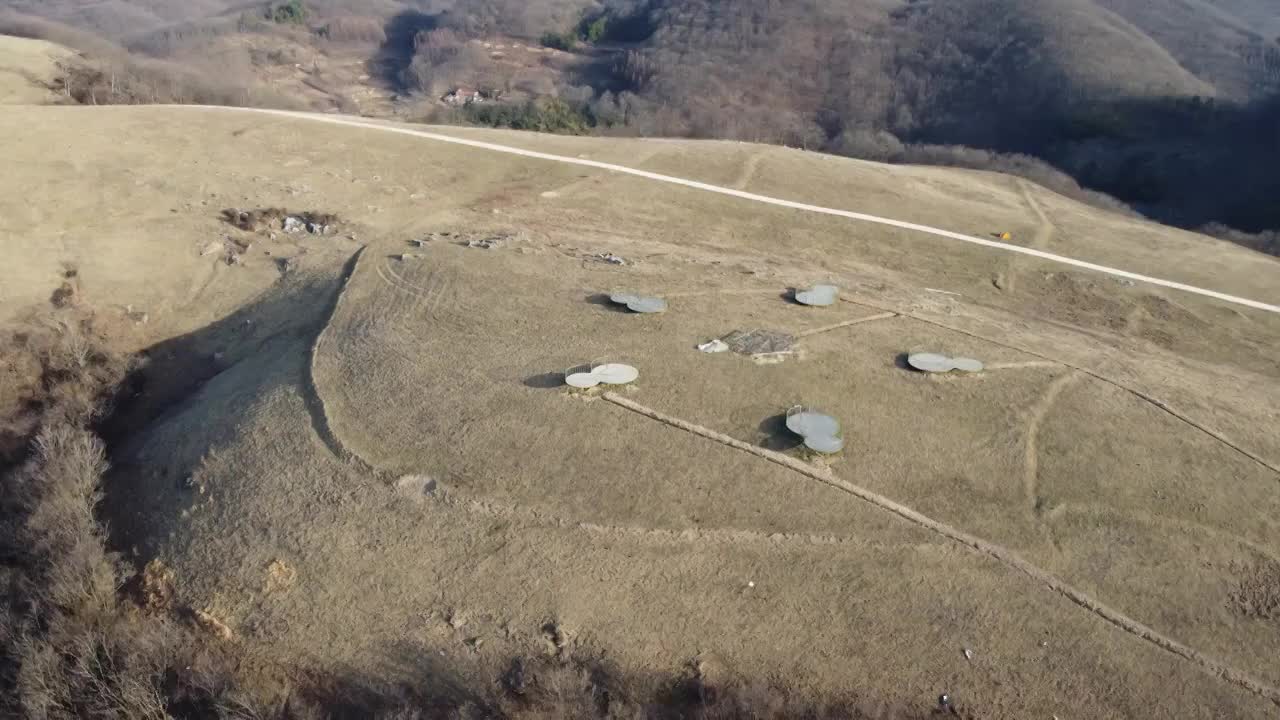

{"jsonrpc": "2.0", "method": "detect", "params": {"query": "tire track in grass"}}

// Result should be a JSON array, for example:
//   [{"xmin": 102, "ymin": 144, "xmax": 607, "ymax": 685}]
[{"xmin": 601, "ymin": 390, "xmax": 1280, "ymax": 706}]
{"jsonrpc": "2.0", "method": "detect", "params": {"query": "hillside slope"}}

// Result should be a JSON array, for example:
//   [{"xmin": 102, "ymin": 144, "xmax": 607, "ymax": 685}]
[
  {"xmin": 1209, "ymin": 0, "xmax": 1280, "ymax": 38},
  {"xmin": 0, "ymin": 33, "xmax": 71, "ymax": 103},
  {"xmin": 1094, "ymin": 0, "xmax": 1280, "ymax": 99},
  {"xmin": 604, "ymin": 0, "xmax": 1216, "ymax": 149},
  {"xmin": 3, "ymin": 104, "xmax": 1279, "ymax": 717},
  {"xmin": 570, "ymin": 0, "xmax": 1280, "ymax": 232},
  {"xmin": 0, "ymin": 0, "xmax": 239, "ymax": 37}
]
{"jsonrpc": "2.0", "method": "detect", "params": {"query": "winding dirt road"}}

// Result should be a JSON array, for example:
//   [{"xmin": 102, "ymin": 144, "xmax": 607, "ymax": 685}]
[{"xmin": 169, "ymin": 105, "xmax": 1280, "ymax": 315}]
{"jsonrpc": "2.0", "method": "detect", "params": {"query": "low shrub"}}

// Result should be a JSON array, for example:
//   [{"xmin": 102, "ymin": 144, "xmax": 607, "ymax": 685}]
[
  {"xmin": 267, "ymin": 0, "xmax": 309, "ymax": 26},
  {"xmin": 539, "ymin": 30, "xmax": 577, "ymax": 52},
  {"xmin": 465, "ymin": 97, "xmax": 594, "ymax": 134}
]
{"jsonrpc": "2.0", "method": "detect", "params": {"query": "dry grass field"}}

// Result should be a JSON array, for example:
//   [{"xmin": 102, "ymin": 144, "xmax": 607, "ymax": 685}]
[{"xmin": 3, "ymin": 44, "xmax": 1280, "ymax": 717}]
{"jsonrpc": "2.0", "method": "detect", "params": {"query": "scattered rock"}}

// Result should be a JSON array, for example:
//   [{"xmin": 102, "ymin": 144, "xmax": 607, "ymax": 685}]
[
  {"xmin": 595, "ymin": 253, "xmax": 627, "ymax": 265},
  {"xmin": 222, "ymin": 208, "xmax": 339, "ymax": 236},
  {"xmin": 467, "ymin": 237, "xmax": 503, "ymax": 250},
  {"xmin": 282, "ymin": 215, "xmax": 331, "ymax": 235},
  {"xmin": 697, "ymin": 339, "xmax": 730, "ymax": 353}
]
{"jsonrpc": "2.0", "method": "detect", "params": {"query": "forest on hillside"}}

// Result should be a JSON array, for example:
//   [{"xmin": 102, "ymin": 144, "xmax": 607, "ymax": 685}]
[
  {"xmin": 399, "ymin": 0, "xmax": 1280, "ymax": 241},
  {"xmin": 2, "ymin": 0, "xmax": 1278, "ymax": 248}
]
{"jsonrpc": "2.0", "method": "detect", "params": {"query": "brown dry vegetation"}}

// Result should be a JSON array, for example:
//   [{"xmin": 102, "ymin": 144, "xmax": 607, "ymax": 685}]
[
  {"xmin": 0, "ymin": 11, "xmax": 301, "ymax": 108},
  {"xmin": 0, "ymin": 311, "xmax": 910, "ymax": 720},
  {"xmin": 1, "ymin": 98, "xmax": 1278, "ymax": 717},
  {"xmin": 0, "ymin": 303, "xmax": 132, "ymax": 465},
  {"xmin": 0, "ymin": 310, "xmax": 245, "ymax": 719}
]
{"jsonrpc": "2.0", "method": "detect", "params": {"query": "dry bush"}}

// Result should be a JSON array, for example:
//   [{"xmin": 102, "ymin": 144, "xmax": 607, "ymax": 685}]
[
  {"xmin": 0, "ymin": 11, "xmax": 121, "ymax": 57},
  {"xmin": 1198, "ymin": 223, "xmax": 1280, "ymax": 257},
  {"xmin": 52, "ymin": 53, "xmax": 301, "ymax": 108},
  {"xmin": 833, "ymin": 129, "xmax": 904, "ymax": 163},
  {"xmin": 899, "ymin": 143, "xmax": 1136, "ymax": 217},
  {"xmin": 320, "ymin": 15, "xmax": 388, "ymax": 44},
  {"xmin": 13, "ymin": 619, "xmax": 168, "ymax": 720},
  {"xmin": 0, "ymin": 312, "xmax": 248, "ymax": 720},
  {"xmin": 401, "ymin": 29, "xmax": 488, "ymax": 96},
  {"xmin": 16, "ymin": 426, "xmax": 119, "ymax": 620},
  {"xmin": 419, "ymin": 45, "xmax": 494, "ymax": 96},
  {"xmin": 364, "ymin": 656, "xmax": 934, "ymax": 720},
  {"xmin": 494, "ymin": 659, "xmax": 614, "ymax": 719},
  {"xmin": 1, "ymin": 10, "xmax": 300, "ymax": 109},
  {"xmin": 126, "ymin": 16, "xmax": 251, "ymax": 58},
  {"xmin": 0, "ymin": 313, "xmax": 135, "ymax": 465}
]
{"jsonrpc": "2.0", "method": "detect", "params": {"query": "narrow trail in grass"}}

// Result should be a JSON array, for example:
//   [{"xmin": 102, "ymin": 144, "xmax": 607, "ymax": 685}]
[{"xmin": 602, "ymin": 390, "xmax": 1280, "ymax": 706}]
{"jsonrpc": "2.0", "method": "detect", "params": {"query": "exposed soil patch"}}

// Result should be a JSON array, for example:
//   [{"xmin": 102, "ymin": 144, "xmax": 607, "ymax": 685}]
[
  {"xmin": 222, "ymin": 207, "xmax": 340, "ymax": 235},
  {"xmin": 1231, "ymin": 559, "xmax": 1280, "ymax": 622}
]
